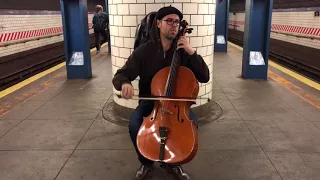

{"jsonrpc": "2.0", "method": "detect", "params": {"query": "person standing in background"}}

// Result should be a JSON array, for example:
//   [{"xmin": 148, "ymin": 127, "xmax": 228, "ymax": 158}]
[{"xmin": 92, "ymin": 5, "xmax": 109, "ymax": 53}]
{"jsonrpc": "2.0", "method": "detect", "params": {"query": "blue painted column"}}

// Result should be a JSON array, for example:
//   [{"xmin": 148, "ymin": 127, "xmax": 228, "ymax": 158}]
[
  {"xmin": 60, "ymin": 0, "xmax": 92, "ymax": 79},
  {"xmin": 105, "ymin": 0, "xmax": 111, "ymax": 53},
  {"xmin": 241, "ymin": 0, "xmax": 273, "ymax": 79},
  {"xmin": 214, "ymin": 0, "xmax": 230, "ymax": 52}
]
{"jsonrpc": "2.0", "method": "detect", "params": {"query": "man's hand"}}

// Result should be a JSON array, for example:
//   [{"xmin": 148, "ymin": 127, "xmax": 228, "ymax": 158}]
[
  {"xmin": 121, "ymin": 83, "xmax": 134, "ymax": 99},
  {"xmin": 177, "ymin": 36, "xmax": 195, "ymax": 55}
]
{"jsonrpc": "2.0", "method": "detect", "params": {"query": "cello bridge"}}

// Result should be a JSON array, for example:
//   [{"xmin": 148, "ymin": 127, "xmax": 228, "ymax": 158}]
[{"xmin": 161, "ymin": 108, "xmax": 173, "ymax": 115}]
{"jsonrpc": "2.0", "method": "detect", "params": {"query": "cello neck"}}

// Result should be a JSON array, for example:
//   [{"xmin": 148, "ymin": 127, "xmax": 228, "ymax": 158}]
[
  {"xmin": 164, "ymin": 50, "xmax": 180, "ymax": 97},
  {"xmin": 164, "ymin": 21, "xmax": 188, "ymax": 97}
]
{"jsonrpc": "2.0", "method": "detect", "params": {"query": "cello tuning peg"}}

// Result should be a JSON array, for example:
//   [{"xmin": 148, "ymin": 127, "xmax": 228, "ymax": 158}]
[{"xmin": 186, "ymin": 28, "xmax": 193, "ymax": 34}]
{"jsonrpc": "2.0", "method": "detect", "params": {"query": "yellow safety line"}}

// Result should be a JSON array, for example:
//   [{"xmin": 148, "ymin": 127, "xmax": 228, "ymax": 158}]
[
  {"xmin": 0, "ymin": 63, "xmax": 65, "ymax": 99},
  {"xmin": 0, "ymin": 43, "xmax": 107, "ymax": 99},
  {"xmin": 268, "ymin": 61, "xmax": 320, "ymax": 91},
  {"xmin": 228, "ymin": 41, "xmax": 320, "ymax": 91},
  {"xmin": 268, "ymin": 71, "xmax": 320, "ymax": 109},
  {"xmin": 228, "ymin": 41, "xmax": 320, "ymax": 110}
]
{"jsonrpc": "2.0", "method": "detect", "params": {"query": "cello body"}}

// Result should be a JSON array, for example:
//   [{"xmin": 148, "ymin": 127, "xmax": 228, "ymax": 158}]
[{"xmin": 136, "ymin": 65, "xmax": 199, "ymax": 165}]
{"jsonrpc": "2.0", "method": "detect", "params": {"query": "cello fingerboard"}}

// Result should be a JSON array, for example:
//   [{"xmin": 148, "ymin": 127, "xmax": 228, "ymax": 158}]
[{"xmin": 164, "ymin": 48, "xmax": 181, "ymax": 97}]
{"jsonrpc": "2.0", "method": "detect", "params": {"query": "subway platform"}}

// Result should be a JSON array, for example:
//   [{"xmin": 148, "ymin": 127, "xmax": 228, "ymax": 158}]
[{"xmin": 0, "ymin": 43, "xmax": 320, "ymax": 180}]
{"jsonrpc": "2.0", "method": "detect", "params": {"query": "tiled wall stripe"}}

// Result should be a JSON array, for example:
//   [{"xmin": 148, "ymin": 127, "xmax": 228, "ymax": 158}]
[
  {"xmin": 229, "ymin": 20, "xmax": 320, "ymax": 36},
  {"xmin": 229, "ymin": 11, "xmax": 320, "ymax": 49},
  {"xmin": 0, "ymin": 24, "xmax": 93, "ymax": 43},
  {"xmin": 0, "ymin": 12, "xmax": 94, "ymax": 57},
  {"xmin": 272, "ymin": 24, "xmax": 320, "ymax": 36}
]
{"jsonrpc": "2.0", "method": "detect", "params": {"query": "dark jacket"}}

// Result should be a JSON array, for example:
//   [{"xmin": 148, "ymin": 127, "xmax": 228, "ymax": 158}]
[
  {"xmin": 92, "ymin": 11, "xmax": 109, "ymax": 31},
  {"xmin": 112, "ymin": 19, "xmax": 210, "ymax": 98}
]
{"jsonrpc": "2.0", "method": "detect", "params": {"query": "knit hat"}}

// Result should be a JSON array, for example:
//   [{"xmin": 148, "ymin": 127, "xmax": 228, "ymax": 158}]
[{"xmin": 156, "ymin": 6, "xmax": 183, "ymax": 20}]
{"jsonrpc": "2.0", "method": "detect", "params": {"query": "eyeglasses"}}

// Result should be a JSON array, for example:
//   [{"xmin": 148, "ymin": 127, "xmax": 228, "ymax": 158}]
[{"xmin": 163, "ymin": 19, "xmax": 180, "ymax": 26}]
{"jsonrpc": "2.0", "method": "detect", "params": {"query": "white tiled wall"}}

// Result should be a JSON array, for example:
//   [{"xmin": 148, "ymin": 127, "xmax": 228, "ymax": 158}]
[
  {"xmin": 229, "ymin": 11, "xmax": 320, "ymax": 50},
  {"xmin": 111, "ymin": 1, "xmax": 216, "ymax": 109},
  {"xmin": 0, "ymin": 15, "xmax": 61, "ymax": 33},
  {"xmin": 0, "ymin": 35, "xmax": 64, "ymax": 57},
  {"xmin": 0, "ymin": 13, "xmax": 94, "ymax": 57}
]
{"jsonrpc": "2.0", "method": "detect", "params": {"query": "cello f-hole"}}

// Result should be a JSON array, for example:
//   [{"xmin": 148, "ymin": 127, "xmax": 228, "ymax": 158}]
[
  {"xmin": 151, "ymin": 103, "xmax": 161, "ymax": 121},
  {"xmin": 174, "ymin": 104, "xmax": 184, "ymax": 123}
]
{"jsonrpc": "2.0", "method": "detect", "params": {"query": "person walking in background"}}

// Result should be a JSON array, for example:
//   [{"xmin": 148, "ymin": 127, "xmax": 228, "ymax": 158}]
[{"xmin": 92, "ymin": 5, "xmax": 109, "ymax": 53}]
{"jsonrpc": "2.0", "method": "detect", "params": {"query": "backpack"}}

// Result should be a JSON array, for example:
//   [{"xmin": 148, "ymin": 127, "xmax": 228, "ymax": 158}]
[
  {"xmin": 134, "ymin": 11, "xmax": 157, "ymax": 50},
  {"xmin": 94, "ymin": 12, "xmax": 107, "ymax": 31}
]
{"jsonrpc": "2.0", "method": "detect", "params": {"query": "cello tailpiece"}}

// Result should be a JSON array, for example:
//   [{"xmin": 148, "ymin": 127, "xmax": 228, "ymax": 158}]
[{"xmin": 159, "ymin": 126, "xmax": 168, "ymax": 161}]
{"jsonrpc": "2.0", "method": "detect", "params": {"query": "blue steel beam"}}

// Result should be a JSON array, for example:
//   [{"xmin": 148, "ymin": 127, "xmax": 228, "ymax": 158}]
[
  {"xmin": 214, "ymin": 0, "xmax": 230, "ymax": 52},
  {"xmin": 241, "ymin": 0, "xmax": 273, "ymax": 79},
  {"xmin": 60, "ymin": 0, "xmax": 92, "ymax": 79},
  {"xmin": 105, "ymin": 0, "xmax": 111, "ymax": 53}
]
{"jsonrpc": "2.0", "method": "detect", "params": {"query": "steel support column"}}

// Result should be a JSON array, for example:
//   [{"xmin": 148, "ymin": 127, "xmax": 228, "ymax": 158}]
[
  {"xmin": 60, "ymin": 0, "xmax": 92, "ymax": 79},
  {"xmin": 214, "ymin": 0, "xmax": 230, "ymax": 52},
  {"xmin": 105, "ymin": 0, "xmax": 111, "ymax": 53},
  {"xmin": 241, "ymin": 0, "xmax": 273, "ymax": 79}
]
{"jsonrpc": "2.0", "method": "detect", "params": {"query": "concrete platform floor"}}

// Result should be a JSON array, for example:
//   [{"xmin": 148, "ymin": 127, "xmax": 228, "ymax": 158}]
[{"xmin": 0, "ymin": 45, "xmax": 320, "ymax": 180}]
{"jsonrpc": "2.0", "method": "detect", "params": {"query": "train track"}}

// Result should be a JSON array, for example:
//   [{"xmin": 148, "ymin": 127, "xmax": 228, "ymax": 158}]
[
  {"xmin": 228, "ymin": 31, "xmax": 320, "ymax": 83},
  {"xmin": 0, "ymin": 34, "xmax": 96, "ymax": 91}
]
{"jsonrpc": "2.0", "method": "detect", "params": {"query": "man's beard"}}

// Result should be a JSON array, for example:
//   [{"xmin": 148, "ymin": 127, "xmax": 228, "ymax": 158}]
[{"xmin": 164, "ymin": 33, "xmax": 177, "ymax": 40}]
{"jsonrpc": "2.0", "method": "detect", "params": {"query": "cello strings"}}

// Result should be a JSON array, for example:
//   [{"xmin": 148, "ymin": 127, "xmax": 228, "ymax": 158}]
[
  {"xmin": 163, "ymin": 48, "xmax": 181, "ymax": 125},
  {"xmin": 162, "ymin": 29, "xmax": 184, "ymax": 125},
  {"xmin": 166, "ymin": 48, "xmax": 179, "ymax": 97}
]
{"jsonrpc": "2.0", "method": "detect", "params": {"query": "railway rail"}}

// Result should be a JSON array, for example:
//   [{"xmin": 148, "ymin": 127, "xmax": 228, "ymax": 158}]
[
  {"xmin": 228, "ymin": 29, "xmax": 320, "ymax": 83},
  {"xmin": 0, "ymin": 34, "xmax": 96, "ymax": 91}
]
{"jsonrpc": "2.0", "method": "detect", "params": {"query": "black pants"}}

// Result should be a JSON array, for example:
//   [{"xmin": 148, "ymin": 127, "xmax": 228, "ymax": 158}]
[
  {"xmin": 94, "ymin": 29, "xmax": 108, "ymax": 51},
  {"xmin": 128, "ymin": 101, "xmax": 198, "ymax": 166}
]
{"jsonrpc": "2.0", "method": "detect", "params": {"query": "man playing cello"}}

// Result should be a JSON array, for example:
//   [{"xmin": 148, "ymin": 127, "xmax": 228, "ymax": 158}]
[{"xmin": 112, "ymin": 6, "xmax": 209, "ymax": 180}]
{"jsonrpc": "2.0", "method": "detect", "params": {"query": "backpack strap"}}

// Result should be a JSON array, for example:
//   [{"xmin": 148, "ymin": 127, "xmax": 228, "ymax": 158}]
[
  {"xmin": 134, "ymin": 24, "xmax": 143, "ymax": 49},
  {"xmin": 144, "ymin": 12, "xmax": 157, "ymax": 38},
  {"xmin": 133, "ymin": 11, "xmax": 158, "ymax": 50}
]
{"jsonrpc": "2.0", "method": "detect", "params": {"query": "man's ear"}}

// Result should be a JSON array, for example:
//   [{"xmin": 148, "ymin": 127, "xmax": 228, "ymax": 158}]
[{"xmin": 157, "ymin": 20, "xmax": 161, "ymax": 28}]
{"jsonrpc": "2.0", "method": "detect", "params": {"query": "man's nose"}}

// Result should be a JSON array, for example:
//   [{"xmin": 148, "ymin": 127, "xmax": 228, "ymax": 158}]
[{"xmin": 171, "ymin": 23, "xmax": 179, "ymax": 27}]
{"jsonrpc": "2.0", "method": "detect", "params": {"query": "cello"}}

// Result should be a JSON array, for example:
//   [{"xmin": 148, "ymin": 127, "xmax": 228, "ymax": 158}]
[
  {"xmin": 137, "ymin": 19, "xmax": 199, "ymax": 165},
  {"xmin": 117, "ymin": 20, "xmax": 208, "ymax": 165}
]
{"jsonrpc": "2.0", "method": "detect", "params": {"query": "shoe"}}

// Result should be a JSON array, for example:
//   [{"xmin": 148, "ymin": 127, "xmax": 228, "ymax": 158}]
[
  {"xmin": 165, "ymin": 165, "xmax": 191, "ymax": 180},
  {"xmin": 135, "ymin": 164, "xmax": 153, "ymax": 180},
  {"xmin": 97, "ymin": 45, "xmax": 101, "ymax": 53}
]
